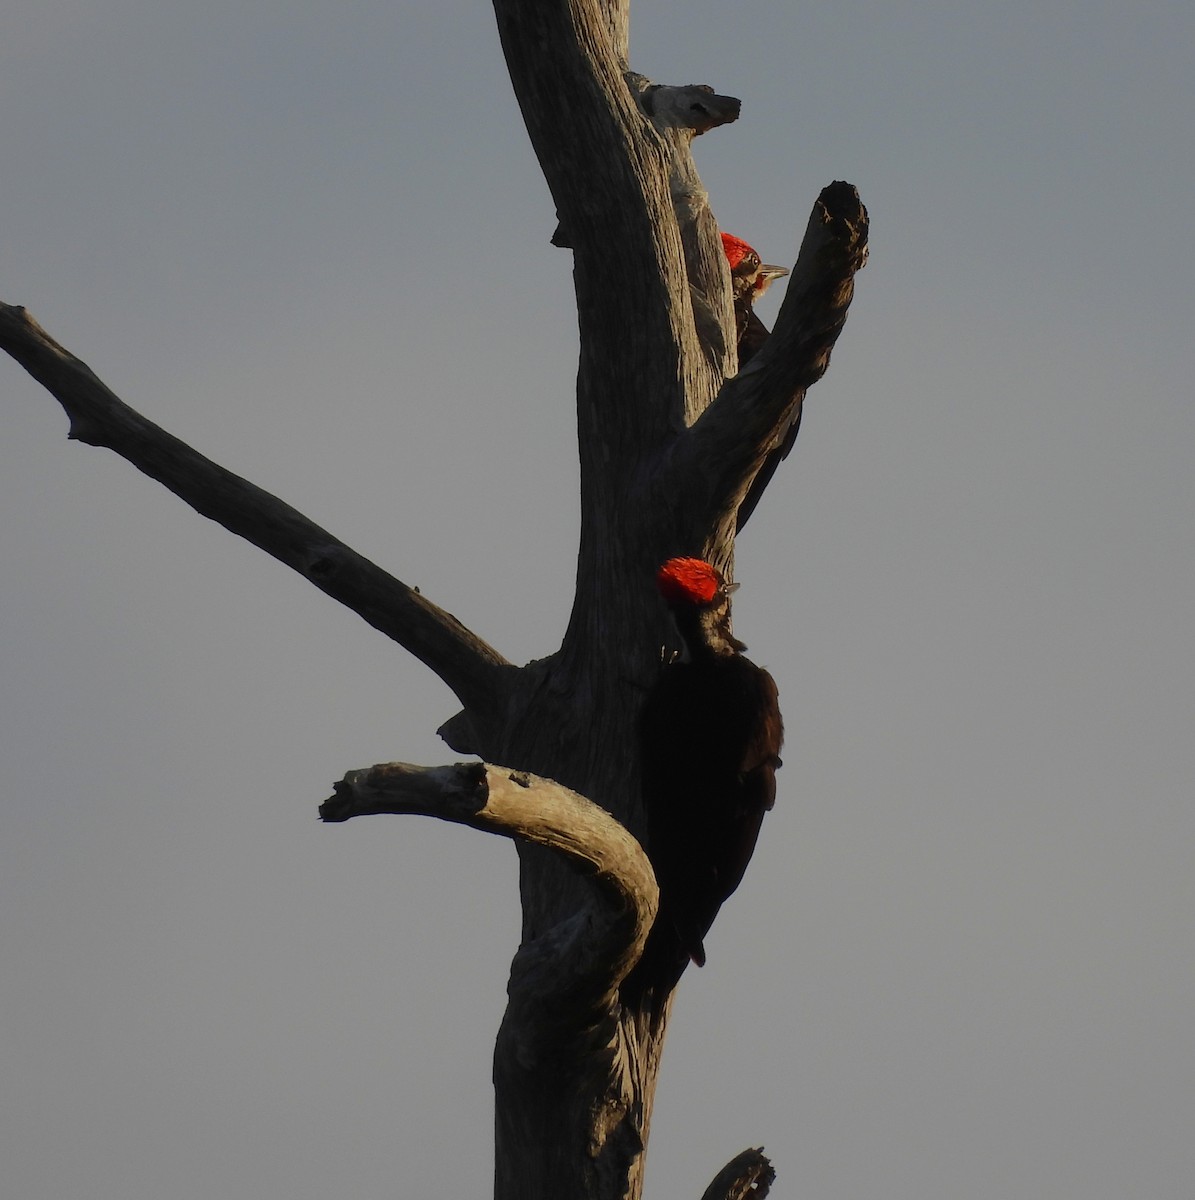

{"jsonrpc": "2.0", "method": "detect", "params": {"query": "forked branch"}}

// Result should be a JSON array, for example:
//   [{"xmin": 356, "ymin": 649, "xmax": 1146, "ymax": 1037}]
[
  {"xmin": 0, "ymin": 302, "xmax": 510, "ymax": 715},
  {"xmin": 666, "ymin": 181, "xmax": 870, "ymax": 534}
]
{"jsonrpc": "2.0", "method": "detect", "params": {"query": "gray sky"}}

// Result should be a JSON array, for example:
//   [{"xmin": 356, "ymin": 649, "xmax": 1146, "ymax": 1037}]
[{"xmin": 3, "ymin": 2, "xmax": 1193, "ymax": 1197}]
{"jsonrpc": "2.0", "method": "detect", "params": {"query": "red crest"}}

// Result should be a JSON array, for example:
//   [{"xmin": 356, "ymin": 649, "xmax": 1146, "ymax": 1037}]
[
  {"xmin": 656, "ymin": 557, "xmax": 722, "ymax": 605},
  {"xmin": 720, "ymin": 232, "xmax": 755, "ymax": 271}
]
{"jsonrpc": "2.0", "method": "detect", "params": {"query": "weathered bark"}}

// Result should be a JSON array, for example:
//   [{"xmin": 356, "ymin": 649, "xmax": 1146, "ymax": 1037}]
[{"xmin": 1, "ymin": 0, "xmax": 867, "ymax": 1196}]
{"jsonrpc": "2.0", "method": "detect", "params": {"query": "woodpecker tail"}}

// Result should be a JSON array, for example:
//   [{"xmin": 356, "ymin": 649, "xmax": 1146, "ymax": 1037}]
[{"xmin": 619, "ymin": 900, "xmax": 708, "ymax": 1015}]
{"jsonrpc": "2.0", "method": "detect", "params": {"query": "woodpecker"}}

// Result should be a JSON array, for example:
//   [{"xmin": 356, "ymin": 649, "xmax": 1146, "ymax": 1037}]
[
  {"xmin": 624, "ymin": 557, "xmax": 783, "ymax": 1007},
  {"xmin": 721, "ymin": 232, "xmax": 789, "ymax": 367},
  {"xmin": 720, "ymin": 232, "xmax": 802, "ymax": 531}
]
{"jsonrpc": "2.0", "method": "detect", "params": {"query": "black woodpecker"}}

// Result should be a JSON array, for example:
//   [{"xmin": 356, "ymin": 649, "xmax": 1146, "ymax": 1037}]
[{"xmin": 624, "ymin": 557, "xmax": 784, "ymax": 1008}]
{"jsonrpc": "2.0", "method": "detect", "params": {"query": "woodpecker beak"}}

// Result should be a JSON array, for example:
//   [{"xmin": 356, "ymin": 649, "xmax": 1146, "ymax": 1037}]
[
  {"xmin": 723, "ymin": 581, "xmax": 741, "ymax": 596},
  {"xmin": 751, "ymin": 264, "xmax": 789, "ymax": 301}
]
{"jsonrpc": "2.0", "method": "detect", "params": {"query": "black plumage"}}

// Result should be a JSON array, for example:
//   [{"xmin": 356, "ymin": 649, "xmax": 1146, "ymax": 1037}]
[{"xmin": 623, "ymin": 558, "xmax": 783, "ymax": 1008}]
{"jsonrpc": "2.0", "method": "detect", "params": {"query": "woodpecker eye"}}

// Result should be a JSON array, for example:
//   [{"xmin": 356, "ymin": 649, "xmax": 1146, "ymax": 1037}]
[{"xmin": 689, "ymin": 102, "xmax": 709, "ymax": 117}]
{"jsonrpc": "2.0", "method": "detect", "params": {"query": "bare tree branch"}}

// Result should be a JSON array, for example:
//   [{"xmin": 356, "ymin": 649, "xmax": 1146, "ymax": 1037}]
[
  {"xmin": 699, "ymin": 1148, "xmax": 776, "ymax": 1200},
  {"xmin": 321, "ymin": 759, "xmax": 657, "ymax": 1043},
  {"xmin": 664, "ymin": 181, "xmax": 870, "ymax": 538},
  {"xmin": 0, "ymin": 302, "xmax": 511, "ymax": 714}
]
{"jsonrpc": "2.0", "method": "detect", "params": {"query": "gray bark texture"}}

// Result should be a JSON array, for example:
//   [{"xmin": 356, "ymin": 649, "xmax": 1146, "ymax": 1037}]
[{"xmin": 0, "ymin": 0, "xmax": 867, "ymax": 1196}]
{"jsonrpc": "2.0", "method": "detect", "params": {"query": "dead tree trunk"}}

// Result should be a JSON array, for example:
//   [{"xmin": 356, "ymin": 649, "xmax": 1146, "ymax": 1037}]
[{"xmin": 1, "ymin": 0, "xmax": 867, "ymax": 1196}]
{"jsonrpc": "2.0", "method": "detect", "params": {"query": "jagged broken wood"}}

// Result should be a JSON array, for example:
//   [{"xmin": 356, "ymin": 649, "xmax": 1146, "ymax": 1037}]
[{"xmin": 699, "ymin": 1147, "xmax": 776, "ymax": 1200}]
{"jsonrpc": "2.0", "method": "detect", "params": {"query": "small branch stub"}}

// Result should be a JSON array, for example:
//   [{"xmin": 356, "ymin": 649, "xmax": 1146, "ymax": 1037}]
[{"xmin": 629, "ymin": 75, "xmax": 742, "ymax": 135}]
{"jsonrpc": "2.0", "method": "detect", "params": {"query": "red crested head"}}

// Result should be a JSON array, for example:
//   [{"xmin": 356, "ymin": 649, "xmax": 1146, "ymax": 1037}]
[
  {"xmin": 656, "ymin": 557, "xmax": 723, "ymax": 607},
  {"xmin": 720, "ymin": 232, "xmax": 756, "ymax": 272}
]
